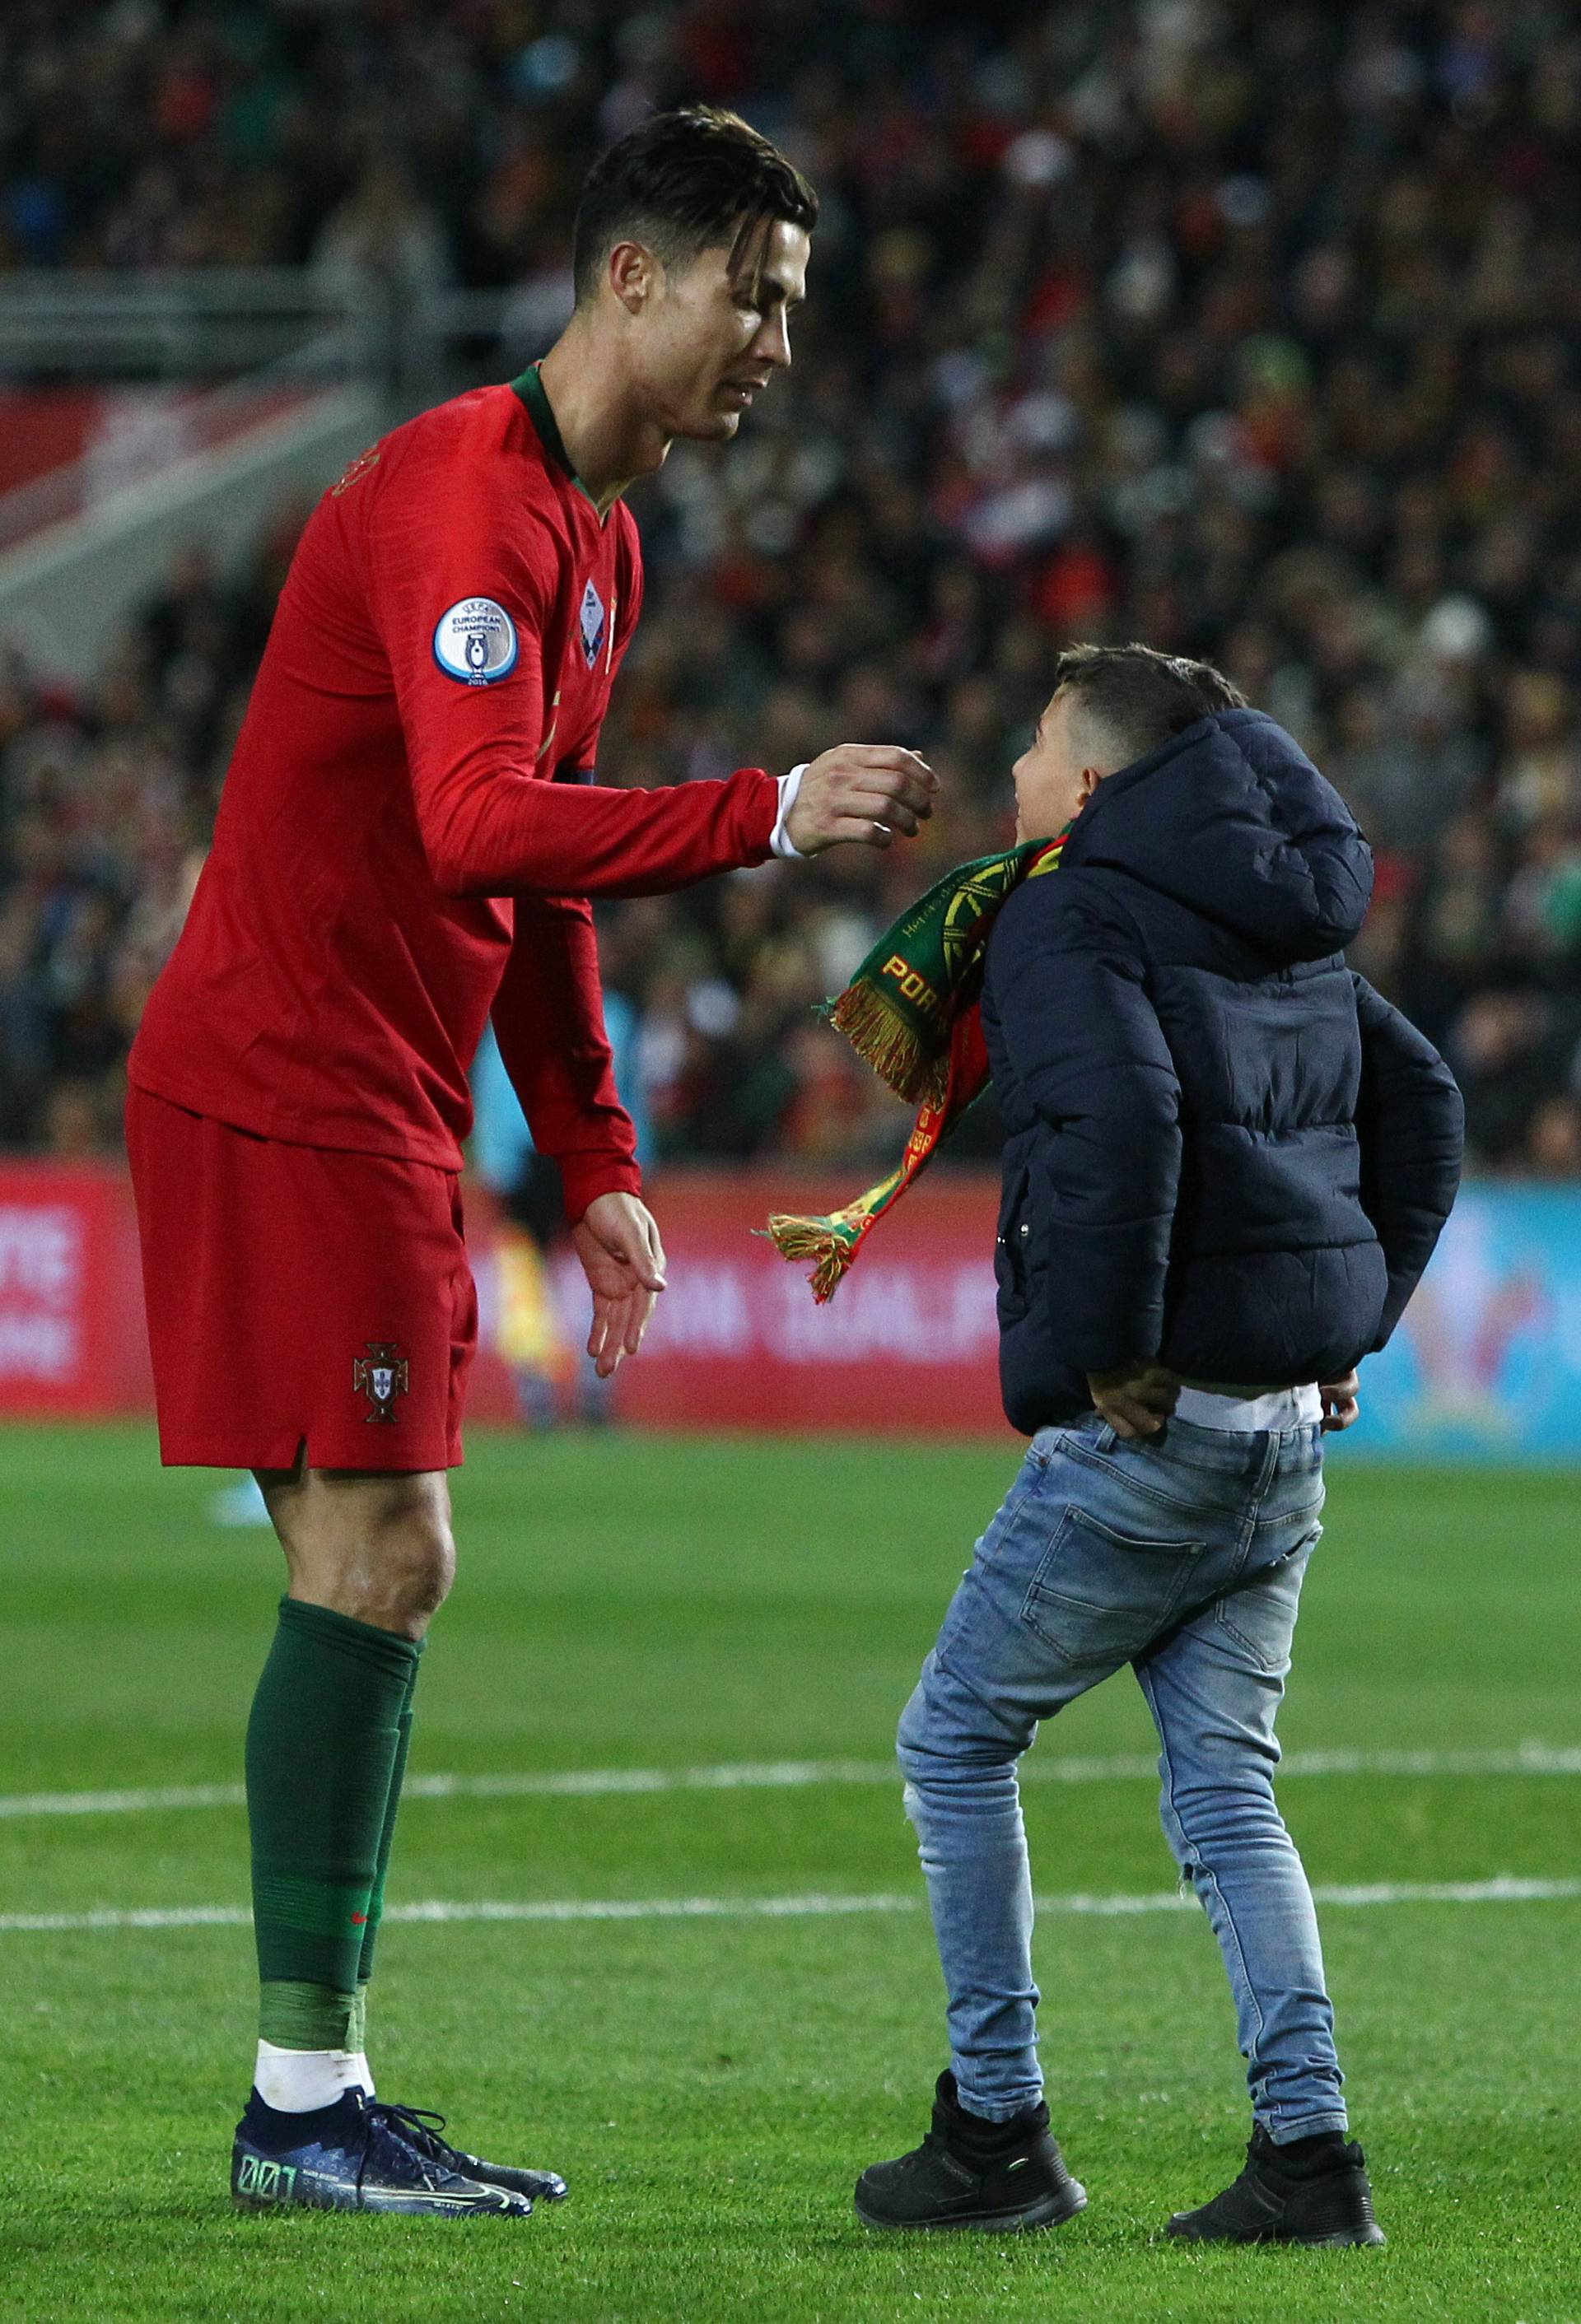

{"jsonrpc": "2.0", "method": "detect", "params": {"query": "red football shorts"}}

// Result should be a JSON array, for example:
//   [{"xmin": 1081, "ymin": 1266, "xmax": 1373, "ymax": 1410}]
[{"xmin": 126, "ymin": 1087, "xmax": 477, "ymax": 1470}]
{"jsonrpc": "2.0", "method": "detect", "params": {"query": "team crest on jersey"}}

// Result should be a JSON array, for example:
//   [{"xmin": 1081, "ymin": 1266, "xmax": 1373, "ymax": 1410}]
[
  {"xmin": 354, "ymin": 1343, "xmax": 409, "ymax": 1424},
  {"xmin": 433, "ymin": 597, "xmax": 518, "ymax": 684},
  {"xmin": 580, "ymin": 580, "xmax": 606, "ymax": 668}
]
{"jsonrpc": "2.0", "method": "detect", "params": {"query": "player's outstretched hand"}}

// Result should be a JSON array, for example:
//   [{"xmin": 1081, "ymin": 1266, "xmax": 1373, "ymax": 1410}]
[
  {"xmin": 785, "ymin": 745, "xmax": 938, "ymax": 855},
  {"xmin": 571, "ymin": 1192, "xmax": 667, "ymax": 1379}
]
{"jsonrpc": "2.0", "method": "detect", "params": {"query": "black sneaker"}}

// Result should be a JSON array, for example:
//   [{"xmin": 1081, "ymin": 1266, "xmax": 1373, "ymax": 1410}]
[
  {"xmin": 371, "ymin": 2101, "xmax": 568, "ymax": 2205},
  {"xmin": 856, "ymin": 2070, "xmax": 1087, "ymax": 2233},
  {"xmin": 231, "ymin": 2088, "xmax": 533, "ymax": 2215},
  {"xmin": 1166, "ymin": 2126, "xmax": 1386, "ymax": 2247}
]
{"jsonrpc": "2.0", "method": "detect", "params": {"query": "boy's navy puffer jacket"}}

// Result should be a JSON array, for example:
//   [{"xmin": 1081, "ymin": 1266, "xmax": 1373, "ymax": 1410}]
[{"xmin": 982, "ymin": 707, "xmax": 1464, "ymax": 1436}]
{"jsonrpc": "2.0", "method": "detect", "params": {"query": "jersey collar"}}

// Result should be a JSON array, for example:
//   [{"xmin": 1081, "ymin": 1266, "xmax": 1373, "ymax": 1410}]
[{"xmin": 511, "ymin": 363, "xmax": 608, "ymax": 523}]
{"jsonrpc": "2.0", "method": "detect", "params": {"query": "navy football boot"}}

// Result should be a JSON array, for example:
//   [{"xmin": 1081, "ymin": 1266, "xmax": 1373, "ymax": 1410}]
[
  {"xmin": 1165, "ymin": 2126, "xmax": 1386, "ymax": 2246},
  {"xmin": 369, "ymin": 2102, "xmax": 569, "ymax": 2205},
  {"xmin": 231, "ymin": 2088, "xmax": 534, "ymax": 2215}
]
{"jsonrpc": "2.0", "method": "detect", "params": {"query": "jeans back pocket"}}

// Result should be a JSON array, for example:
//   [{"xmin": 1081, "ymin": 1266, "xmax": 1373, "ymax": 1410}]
[
  {"xmin": 1214, "ymin": 1523, "xmax": 1322, "ymax": 1674},
  {"xmin": 1023, "ymin": 1504, "xmax": 1207, "ymax": 1667}
]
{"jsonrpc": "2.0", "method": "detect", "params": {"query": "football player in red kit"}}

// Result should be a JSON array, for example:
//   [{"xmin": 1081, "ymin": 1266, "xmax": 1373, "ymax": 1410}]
[{"xmin": 126, "ymin": 108, "xmax": 936, "ymax": 2217}]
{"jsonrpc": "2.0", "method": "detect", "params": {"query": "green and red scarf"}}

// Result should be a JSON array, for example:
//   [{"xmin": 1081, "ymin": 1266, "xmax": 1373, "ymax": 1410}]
[{"xmin": 764, "ymin": 831, "xmax": 1066, "ymax": 1300}]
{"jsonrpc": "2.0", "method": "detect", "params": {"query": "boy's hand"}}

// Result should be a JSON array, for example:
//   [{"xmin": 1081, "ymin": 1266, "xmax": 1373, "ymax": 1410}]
[
  {"xmin": 1089, "ymin": 1363, "xmax": 1179, "ymax": 1440},
  {"xmin": 1319, "ymin": 1370, "xmax": 1360, "ymax": 1432}
]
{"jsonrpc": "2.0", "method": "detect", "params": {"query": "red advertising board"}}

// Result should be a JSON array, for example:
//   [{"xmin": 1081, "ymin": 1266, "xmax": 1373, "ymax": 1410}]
[
  {"xmin": 473, "ymin": 1171, "xmax": 1014, "ymax": 1438},
  {"xmin": 0, "ymin": 1162, "xmax": 1014, "ymax": 1439},
  {"xmin": 0, "ymin": 1162, "xmax": 152, "ymax": 1413}
]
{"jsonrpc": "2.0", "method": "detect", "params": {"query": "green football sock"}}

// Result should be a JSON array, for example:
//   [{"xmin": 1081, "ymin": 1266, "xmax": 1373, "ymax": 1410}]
[
  {"xmin": 357, "ymin": 1661, "xmax": 418, "ymax": 1988},
  {"xmin": 245, "ymin": 1597, "xmax": 422, "ymax": 2051}
]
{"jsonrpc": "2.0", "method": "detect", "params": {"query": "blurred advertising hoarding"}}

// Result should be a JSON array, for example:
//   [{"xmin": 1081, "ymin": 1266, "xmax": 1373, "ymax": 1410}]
[
  {"xmin": 0, "ymin": 1164, "xmax": 152, "ymax": 1413},
  {"xmin": 528, "ymin": 1174, "xmax": 1010, "ymax": 1436},
  {"xmin": 0, "ymin": 1161, "xmax": 1577, "ymax": 1460},
  {"xmin": 1341, "ymin": 1183, "xmax": 1581, "ymax": 1460}
]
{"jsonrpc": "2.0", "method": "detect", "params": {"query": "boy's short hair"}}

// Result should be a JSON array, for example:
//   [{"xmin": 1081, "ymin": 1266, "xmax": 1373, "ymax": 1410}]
[
  {"xmin": 572, "ymin": 106, "xmax": 818, "ymax": 306},
  {"xmin": 1052, "ymin": 641, "xmax": 1248, "ymax": 771}
]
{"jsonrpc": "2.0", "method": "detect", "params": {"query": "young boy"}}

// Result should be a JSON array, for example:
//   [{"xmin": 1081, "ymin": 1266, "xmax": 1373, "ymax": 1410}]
[{"xmin": 856, "ymin": 645, "xmax": 1462, "ymax": 2243}]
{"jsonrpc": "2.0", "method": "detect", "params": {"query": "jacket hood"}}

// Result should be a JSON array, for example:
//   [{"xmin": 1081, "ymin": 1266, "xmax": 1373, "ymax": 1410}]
[{"xmin": 1059, "ymin": 707, "xmax": 1373, "ymax": 962}]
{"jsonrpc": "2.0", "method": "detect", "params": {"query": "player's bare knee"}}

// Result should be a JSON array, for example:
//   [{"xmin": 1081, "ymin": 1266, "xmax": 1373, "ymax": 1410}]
[
  {"xmin": 360, "ymin": 1495, "xmax": 455, "ymax": 1630},
  {"xmin": 268, "ymin": 1470, "xmax": 455, "ymax": 1634},
  {"xmin": 395, "ymin": 1516, "xmax": 455, "ymax": 1623}
]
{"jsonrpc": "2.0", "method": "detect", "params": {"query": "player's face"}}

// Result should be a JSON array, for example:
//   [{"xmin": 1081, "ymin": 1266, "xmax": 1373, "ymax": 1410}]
[
  {"xmin": 641, "ymin": 218, "xmax": 809, "ymax": 441},
  {"xmin": 1012, "ymin": 687, "xmax": 1106, "ymax": 841}
]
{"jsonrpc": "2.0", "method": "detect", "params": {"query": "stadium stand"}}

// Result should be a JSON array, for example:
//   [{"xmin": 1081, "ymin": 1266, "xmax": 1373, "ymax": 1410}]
[{"xmin": 2, "ymin": 1, "xmax": 1581, "ymax": 1173}]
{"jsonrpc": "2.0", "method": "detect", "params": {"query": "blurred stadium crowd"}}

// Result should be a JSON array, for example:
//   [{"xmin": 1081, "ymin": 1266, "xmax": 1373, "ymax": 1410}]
[{"xmin": 4, "ymin": 0, "xmax": 1581, "ymax": 1177}]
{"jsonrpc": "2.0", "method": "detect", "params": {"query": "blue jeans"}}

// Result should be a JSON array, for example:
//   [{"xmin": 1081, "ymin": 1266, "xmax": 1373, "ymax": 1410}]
[{"xmin": 898, "ymin": 1412, "xmax": 1345, "ymax": 2141}]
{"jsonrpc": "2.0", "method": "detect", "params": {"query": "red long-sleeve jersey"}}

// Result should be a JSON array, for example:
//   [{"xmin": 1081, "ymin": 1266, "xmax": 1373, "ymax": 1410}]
[{"xmin": 128, "ymin": 369, "xmax": 780, "ymax": 1217}]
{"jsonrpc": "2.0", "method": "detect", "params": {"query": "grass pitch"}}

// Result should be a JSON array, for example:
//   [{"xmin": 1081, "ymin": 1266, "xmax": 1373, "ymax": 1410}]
[{"xmin": 2, "ymin": 1423, "xmax": 1579, "ymax": 2323}]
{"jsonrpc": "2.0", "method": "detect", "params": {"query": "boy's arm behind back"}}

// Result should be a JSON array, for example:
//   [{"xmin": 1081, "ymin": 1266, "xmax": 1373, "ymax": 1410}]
[{"xmin": 1352, "ymin": 973, "xmax": 1465, "ymax": 1348}]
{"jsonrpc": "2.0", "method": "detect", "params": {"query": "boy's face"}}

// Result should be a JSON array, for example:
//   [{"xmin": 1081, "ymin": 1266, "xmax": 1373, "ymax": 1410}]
[{"xmin": 1011, "ymin": 687, "xmax": 1109, "ymax": 842}]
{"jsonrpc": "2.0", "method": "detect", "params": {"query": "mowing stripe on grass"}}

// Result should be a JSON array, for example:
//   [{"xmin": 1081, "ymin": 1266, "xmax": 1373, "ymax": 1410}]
[
  {"xmin": 3, "ymin": 1744, "xmax": 1580, "ymax": 1822},
  {"xmin": 2, "ymin": 1875, "xmax": 1578, "ymax": 1936}
]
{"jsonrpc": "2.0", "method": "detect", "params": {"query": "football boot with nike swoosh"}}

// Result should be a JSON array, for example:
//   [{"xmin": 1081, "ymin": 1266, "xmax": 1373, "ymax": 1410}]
[
  {"xmin": 368, "ymin": 2101, "xmax": 568, "ymax": 2205},
  {"xmin": 231, "ymin": 2087, "xmax": 533, "ymax": 2215}
]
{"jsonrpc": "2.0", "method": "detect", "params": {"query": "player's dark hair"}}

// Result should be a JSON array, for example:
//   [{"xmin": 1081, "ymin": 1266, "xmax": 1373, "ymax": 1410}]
[
  {"xmin": 571, "ymin": 105, "xmax": 818, "ymax": 306},
  {"xmin": 1049, "ymin": 641, "xmax": 1248, "ymax": 768}
]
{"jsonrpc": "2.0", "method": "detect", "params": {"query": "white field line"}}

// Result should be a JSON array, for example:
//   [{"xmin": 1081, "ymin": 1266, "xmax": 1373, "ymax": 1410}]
[
  {"xmin": 3, "ymin": 1744, "xmax": 1581, "ymax": 1823},
  {"xmin": 2, "ymin": 1875, "xmax": 1579, "ymax": 1938}
]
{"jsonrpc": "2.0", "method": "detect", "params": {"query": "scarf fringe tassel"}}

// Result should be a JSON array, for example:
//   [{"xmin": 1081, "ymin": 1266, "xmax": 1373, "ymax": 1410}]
[
  {"xmin": 760, "ymin": 1212, "xmax": 861, "ymax": 1304},
  {"xmin": 827, "ymin": 985, "xmax": 947, "ymax": 1107}
]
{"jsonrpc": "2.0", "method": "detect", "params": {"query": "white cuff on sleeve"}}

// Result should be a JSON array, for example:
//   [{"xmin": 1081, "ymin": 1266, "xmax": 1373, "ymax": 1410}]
[{"xmin": 770, "ymin": 763, "xmax": 810, "ymax": 860}]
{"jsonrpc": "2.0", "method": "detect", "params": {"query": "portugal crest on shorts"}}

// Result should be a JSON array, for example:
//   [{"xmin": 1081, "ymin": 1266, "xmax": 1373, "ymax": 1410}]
[{"xmin": 353, "ymin": 1343, "xmax": 409, "ymax": 1424}]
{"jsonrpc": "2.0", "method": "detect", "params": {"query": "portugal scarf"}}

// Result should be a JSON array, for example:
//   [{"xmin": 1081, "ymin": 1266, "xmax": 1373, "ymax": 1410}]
[{"xmin": 763, "ymin": 831, "xmax": 1066, "ymax": 1301}]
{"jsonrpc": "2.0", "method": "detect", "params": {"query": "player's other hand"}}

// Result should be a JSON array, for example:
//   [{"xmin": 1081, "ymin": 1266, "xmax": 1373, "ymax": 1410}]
[
  {"xmin": 1089, "ymin": 1363, "xmax": 1179, "ymax": 1440},
  {"xmin": 1319, "ymin": 1369, "xmax": 1360, "ymax": 1432},
  {"xmin": 572, "ymin": 1192, "xmax": 667, "ymax": 1378},
  {"xmin": 785, "ymin": 745, "xmax": 937, "ymax": 855}
]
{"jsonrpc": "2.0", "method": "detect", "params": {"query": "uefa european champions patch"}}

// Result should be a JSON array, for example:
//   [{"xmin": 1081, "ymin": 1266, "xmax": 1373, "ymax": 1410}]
[
  {"xmin": 433, "ymin": 597, "xmax": 518, "ymax": 684},
  {"xmin": 580, "ymin": 580, "xmax": 606, "ymax": 668}
]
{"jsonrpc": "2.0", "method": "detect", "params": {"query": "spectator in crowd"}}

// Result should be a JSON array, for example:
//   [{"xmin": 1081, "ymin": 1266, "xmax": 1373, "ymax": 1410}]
[{"xmin": 3, "ymin": 0, "xmax": 1581, "ymax": 1178}]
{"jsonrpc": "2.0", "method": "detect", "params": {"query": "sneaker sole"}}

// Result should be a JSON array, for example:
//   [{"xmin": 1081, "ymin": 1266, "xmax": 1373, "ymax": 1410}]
[
  {"xmin": 855, "ymin": 2183, "xmax": 1087, "ymax": 2233},
  {"xmin": 1165, "ymin": 2217, "xmax": 1387, "ymax": 2247}
]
